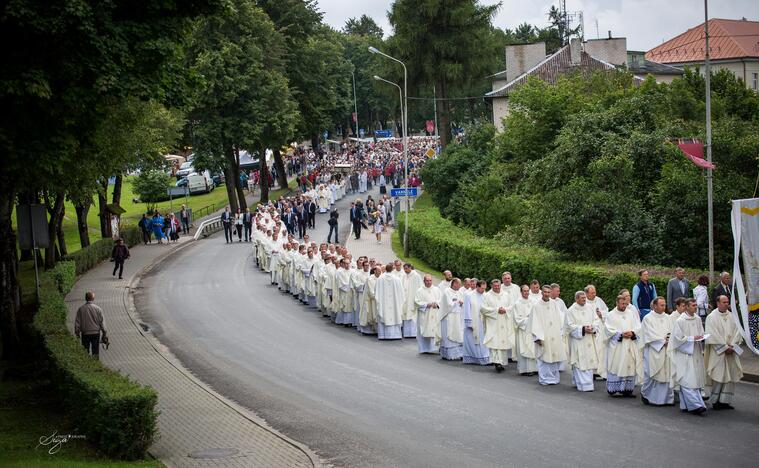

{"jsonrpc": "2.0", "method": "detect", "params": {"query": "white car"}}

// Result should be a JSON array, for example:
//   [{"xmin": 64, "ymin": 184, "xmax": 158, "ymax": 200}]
[{"xmin": 187, "ymin": 172, "xmax": 214, "ymax": 194}]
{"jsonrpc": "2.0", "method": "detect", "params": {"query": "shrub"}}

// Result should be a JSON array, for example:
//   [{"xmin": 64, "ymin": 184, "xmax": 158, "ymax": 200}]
[
  {"xmin": 402, "ymin": 195, "xmax": 674, "ymax": 306},
  {"xmin": 50, "ymin": 260, "xmax": 76, "ymax": 294},
  {"xmin": 34, "ymin": 235, "xmax": 158, "ymax": 459}
]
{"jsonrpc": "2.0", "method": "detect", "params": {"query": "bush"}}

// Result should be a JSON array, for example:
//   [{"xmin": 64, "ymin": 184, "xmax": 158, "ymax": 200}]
[
  {"xmin": 33, "ymin": 238, "xmax": 158, "ymax": 459},
  {"xmin": 66, "ymin": 226, "xmax": 141, "ymax": 275},
  {"xmin": 50, "ymin": 260, "xmax": 76, "ymax": 294},
  {"xmin": 402, "ymin": 195, "xmax": 674, "ymax": 306}
]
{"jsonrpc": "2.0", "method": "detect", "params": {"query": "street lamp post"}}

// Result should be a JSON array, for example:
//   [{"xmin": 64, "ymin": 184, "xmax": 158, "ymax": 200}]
[
  {"xmin": 369, "ymin": 46, "xmax": 410, "ymax": 257},
  {"xmin": 352, "ymin": 71, "xmax": 359, "ymax": 138}
]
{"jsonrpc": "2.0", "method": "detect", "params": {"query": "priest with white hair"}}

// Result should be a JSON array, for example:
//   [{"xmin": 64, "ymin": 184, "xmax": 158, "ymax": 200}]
[
  {"xmin": 375, "ymin": 264, "xmax": 404, "ymax": 340},
  {"xmin": 670, "ymin": 298, "xmax": 708, "ymax": 415},
  {"xmin": 415, "ymin": 274, "xmax": 442, "ymax": 353},
  {"xmin": 529, "ymin": 285, "xmax": 567, "ymax": 386},
  {"xmin": 359, "ymin": 266, "xmax": 381, "ymax": 335},
  {"xmin": 513, "ymin": 285, "xmax": 537, "ymax": 375},
  {"xmin": 640, "ymin": 296, "xmax": 675, "ymax": 405},
  {"xmin": 401, "ymin": 263, "xmax": 423, "ymax": 337},
  {"xmin": 439, "ymin": 278, "xmax": 465, "ymax": 360},
  {"xmin": 564, "ymin": 290, "xmax": 600, "ymax": 391},
  {"xmin": 604, "ymin": 295, "xmax": 642, "ymax": 397},
  {"xmin": 480, "ymin": 279, "xmax": 514, "ymax": 373}
]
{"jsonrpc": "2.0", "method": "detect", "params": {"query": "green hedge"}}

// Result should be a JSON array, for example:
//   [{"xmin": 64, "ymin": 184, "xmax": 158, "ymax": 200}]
[
  {"xmin": 33, "ymin": 237, "xmax": 158, "ymax": 459},
  {"xmin": 400, "ymin": 197, "xmax": 670, "ymax": 307},
  {"xmin": 66, "ymin": 226, "xmax": 141, "ymax": 275}
]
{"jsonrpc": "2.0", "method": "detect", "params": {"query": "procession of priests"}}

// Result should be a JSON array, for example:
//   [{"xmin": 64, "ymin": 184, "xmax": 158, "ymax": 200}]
[{"xmin": 251, "ymin": 209, "xmax": 745, "ymax": 415}]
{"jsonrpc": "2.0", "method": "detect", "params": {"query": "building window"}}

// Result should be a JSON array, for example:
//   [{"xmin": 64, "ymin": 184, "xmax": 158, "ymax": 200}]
[{"xmin": 753, "ymin": 72, "xmax": 758, "ymax": 91}]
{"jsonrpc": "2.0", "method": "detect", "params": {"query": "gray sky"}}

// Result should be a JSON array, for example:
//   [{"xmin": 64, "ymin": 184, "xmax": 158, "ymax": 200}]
[{"xmin": 317, "ymin": 0, "xmax": 759, "ymax": 51}]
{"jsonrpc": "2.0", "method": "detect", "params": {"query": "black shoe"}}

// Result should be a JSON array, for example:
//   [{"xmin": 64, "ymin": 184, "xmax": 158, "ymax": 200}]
[
  {"xmin": 494, "ymin": 364, "xmax": 504, "ymax": 373},
  {"xmin": 724, "ymin": 404, "xmax": 735, "ymax": 410},
  {"xmin": 712, "ymin": 402, "xmax": 731, "ymax": 410},
  {"xmin": 119, "ymin": 276, "xmax": 123, "ymax": 279},
  {"xmin": 689, "ymin": 406, "xmax": 707, "ymax": 415},
  {"xmin": 641, "ymin": 396, "xmax": 649, "ymax": 405}
]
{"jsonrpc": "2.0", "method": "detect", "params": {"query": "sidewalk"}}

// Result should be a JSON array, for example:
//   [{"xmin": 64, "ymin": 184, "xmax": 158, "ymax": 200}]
[{"xmin": 64, "ymin": 238, "xmax": 318, "ymax": 467}]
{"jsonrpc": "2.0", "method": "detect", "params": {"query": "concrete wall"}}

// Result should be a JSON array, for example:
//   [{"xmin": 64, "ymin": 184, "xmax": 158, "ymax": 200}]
[
  {"xmin": 677, "ymin": 59, "xmax": 759, "ymax": 91},
  {"xmin": 492, "ymin": 97, "xmax": 510, "ymax": 132},
  {"xmin": 584, "ymin": 37, "xmax": 627, "ymax": 66},
  {"xmin": 505, "ymin": 42, "xmax": 546, "ymax": 83}
]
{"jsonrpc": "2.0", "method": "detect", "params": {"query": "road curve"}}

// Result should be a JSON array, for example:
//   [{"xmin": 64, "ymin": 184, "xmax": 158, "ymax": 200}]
[{"xmin": 135, "ymin": 189, "xmax": 759, "ymax": 468}]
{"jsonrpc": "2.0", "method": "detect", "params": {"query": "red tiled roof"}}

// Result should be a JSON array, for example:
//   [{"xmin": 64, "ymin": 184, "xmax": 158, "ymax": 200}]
[{"xmin": 646, "ymin": 18, "xmax": 759, "ymax": 64}]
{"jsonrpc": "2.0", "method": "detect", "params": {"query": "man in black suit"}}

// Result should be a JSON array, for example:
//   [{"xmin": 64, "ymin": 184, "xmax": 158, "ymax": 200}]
[
  {"xmin": 296, "ymin": 203, "xmax": 307, "ymax": 239},
  {"xmin": 712, "ymin": 271, "xmax": 732, "ymax": 308},
  {"xmin": 349, "ymin": 202, "xmax": 362, "ymax": 240},
  {"xmin": 284, "ymin": 207, "xmax": 296, "ymax": 235},
  {"xmin": 221, "ymin": 206, "xmax": 233, "ymax": 243},
  {"xmin": 306, "ymin": 197, "xmax": 316, "ymax": 228},
  {"xmin": 242, "ymin": 208, "xmax": 253, "ymax": 242}
]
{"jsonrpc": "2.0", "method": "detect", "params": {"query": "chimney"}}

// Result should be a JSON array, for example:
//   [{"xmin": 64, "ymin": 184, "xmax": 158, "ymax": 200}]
[
  {"xmin": 570, "ymin": 38, "xmax": 582, "ymax": 66},
  {"xmin": 504, "ymin": 42, "xmax": 546, "ymax": 83},
  {"xmin": 583, "ymin": 36, "xmax": 628, "ymax": 66}
]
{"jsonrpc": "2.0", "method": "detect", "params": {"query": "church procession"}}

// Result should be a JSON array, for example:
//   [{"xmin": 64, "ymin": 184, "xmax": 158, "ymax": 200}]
[{"xmin": 251, "ymin": 201, "xmax": 745, "ymax": 417}]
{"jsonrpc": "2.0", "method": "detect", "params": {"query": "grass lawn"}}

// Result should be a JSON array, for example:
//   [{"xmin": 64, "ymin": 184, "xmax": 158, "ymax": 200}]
[
  {"xmin": 0, "ymin": 359, "xmax": 163, "ymax": 468},
  {"xmin": 391, "ymin": 193, "xmax": 442, "ymax": 280},
  {"xmin": 16, "ymin": 177, "xmax": 294, "ymax": 255}
]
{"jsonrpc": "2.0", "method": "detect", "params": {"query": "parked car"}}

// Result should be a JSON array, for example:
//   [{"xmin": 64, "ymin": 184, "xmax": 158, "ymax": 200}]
[
  {"xmin": 176, "ymin": 161, "xmax": 194, "ymax": 179},
  {"xmin": 176, "ymin": 177, "xmax": 188, "ymax": 187},
  {"xmin": 211, "ymin": 172, "xmax": 224, "ymax": 187},
  {"xmin": 187, "ymin": 173, "xmax": 214, "ymax": 194}
]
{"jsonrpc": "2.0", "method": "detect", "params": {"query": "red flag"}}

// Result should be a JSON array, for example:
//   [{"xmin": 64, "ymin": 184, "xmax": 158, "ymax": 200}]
[
  {"xmin": 677, "ymin": 139, "xmax": 716, "ymax": 170},
  {"xmin": 425, "ymin": 120, "xmax": 435, "ymax": 133},
  {"xmin": 352, "ymin": 112, "xmax": 357, "ymax": 123}
]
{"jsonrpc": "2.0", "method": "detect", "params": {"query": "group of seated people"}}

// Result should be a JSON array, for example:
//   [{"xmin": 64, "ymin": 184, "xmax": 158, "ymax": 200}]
[{"xmin": 250, "ymin": 204, "xmax": 744, "ymax": 416}]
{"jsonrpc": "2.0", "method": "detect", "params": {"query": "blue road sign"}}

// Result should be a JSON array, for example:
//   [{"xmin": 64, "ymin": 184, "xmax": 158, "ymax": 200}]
[
  {"xmin": 375, "ymin": 129, "xmax": 392, "ymax": 138},
  {"xmin": 390, "ymin": 187, "xmax": 418, "ymax": 198}
]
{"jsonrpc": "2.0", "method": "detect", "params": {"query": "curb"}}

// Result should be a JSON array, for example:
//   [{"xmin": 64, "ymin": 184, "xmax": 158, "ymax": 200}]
[
  {"xmin": 121, "ymin": 236, "xmax": 323, "ymax": 468},
  {"xmin": 742, "ymin": 373, "xmax": 759, "ymax": 384}
]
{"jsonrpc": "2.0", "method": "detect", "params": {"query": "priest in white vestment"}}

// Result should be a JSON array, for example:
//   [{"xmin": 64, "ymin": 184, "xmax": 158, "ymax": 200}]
[
  {"xmin": 359, "ymin": 267, "xmax": 381, "ymax": 335},
  {"xmin": 670, "ymin": 298, "xmax": 708, "ymax": 415},
  {"xmin": 585, "ymin": 284, "xmax": 609, "ymax": 379},
  {"xmin": 334, "ymin": 259, "xmax": 354, "ymax": 325},
  {"xmin": 550, "ymin": 283, "xmax": 569, "ymax": 371},
  {"xmin": 705, "ymin": 295, "xmax": 744, "ymax": 410},
  {"xmin": 402, "ymin": 264, "xmax": 423, "ymax": 337},
  {"xmin": 438, "ymin": 270, "xmax": 453, "ymax": 292},
  {"xmin": 640, "ymin": 297, "xmax": 674, "ymax": 405},
  {"xmin": 480, "ymin": 280, "xmax": 514, "ymax": 372},
  {"xmin": 439, "ymin": 279, "xmax": 465, "ymax": 360},
  {"xmin": 513, "ymin": 285, "xmax": 537, "ymax": 374},
  {"xmin": 375, "ymin": 264, "xmax": 404, "ymax": 339},
  {"xmin": 415, "ymin": 274, "xmax": 442, "ymax": 353},
  {"xmin": 528, "ymin": 280, "xmax": 542, "ymax": 304},
  {"xmin": 604, "ymin": 295, "xmax": 642, "ymax": 397},
  {"xmin": 462, "ymin": 280, "xmax": 490, "ymax": 365},
  {"xmin": 301, "ymin": 249, "xmax": 318, "ymax": 307},
  {"xmin": 351, "ymin": 260, "xmax": 370, "ymax": 328},
  {"xmin": 564, "ymin": 291, "xmax": 600, "ymax": 391},
  {"xmin": 529, "ymin": 285, "xmax": 567, "ymax": 385}
]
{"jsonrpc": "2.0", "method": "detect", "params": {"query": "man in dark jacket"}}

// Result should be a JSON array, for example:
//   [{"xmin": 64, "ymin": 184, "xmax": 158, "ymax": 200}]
[
  {"xmin": 111, "ymin": 238, "xmax": 130, "ymax": 279},
  {"xmin": 138, "ymin": 213, "xmax": 152, "ymax": 244}
]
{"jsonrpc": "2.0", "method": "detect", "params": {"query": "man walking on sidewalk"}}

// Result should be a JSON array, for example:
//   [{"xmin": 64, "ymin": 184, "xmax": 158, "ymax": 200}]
[
  {"xmin": 110, "ymin": 238, "xmax": 130, "ymax": 279},
  {"xmin": 75, "ymin": 291, "xmax": 107, "ymax": 359}
]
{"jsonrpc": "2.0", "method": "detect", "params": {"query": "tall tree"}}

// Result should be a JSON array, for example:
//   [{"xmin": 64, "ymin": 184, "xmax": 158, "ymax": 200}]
[
  {"xmin": 189, "ymin": 0, "xmax": 297, "ymax": 208},
  {"xmin": 344, "ymin": 14, "xmax": 384, "ymax": 38},
  {"xmin": 388, "ymin": 0, "xmax": 500, "ymax": 149},
  {"xmin": 0, "ymin": 0, "xmax": 216, "ymax": 358}
]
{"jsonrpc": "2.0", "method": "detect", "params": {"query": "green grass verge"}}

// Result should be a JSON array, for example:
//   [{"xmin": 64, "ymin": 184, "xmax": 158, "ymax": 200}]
[
  {"xmin": 0, "ymin": 360, "xmax": 163, "ymax": 468},
  {"xmin": 391, "ymin": 229, "xmax": 443, "ymax": 280}
]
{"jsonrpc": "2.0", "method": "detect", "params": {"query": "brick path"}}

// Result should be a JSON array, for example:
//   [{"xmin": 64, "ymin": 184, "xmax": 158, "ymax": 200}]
[{"xmin": 64, "ymin": 233, "xmax": 319, "ymax": 467}]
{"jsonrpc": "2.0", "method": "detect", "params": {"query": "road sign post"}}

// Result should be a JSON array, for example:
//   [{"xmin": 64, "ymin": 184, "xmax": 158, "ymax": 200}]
[{"xmin": 390, "ymin": 187, "xmax": 418, "ymax": 198}]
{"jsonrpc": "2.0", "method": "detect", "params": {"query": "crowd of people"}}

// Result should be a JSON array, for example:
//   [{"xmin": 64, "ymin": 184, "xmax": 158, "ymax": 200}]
[
  {"xmin": 248, "ymin": 204, "xmax": 744, "ymax": 416},
  {"xmin": 137, "ymin": 205, "xmax": 190, "ymax": 245}
]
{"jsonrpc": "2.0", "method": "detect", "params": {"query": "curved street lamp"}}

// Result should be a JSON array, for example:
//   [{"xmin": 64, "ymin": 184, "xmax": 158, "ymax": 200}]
[{"xmin": 370, "ymin": 47, "xmax": 410, "ymax": 257}]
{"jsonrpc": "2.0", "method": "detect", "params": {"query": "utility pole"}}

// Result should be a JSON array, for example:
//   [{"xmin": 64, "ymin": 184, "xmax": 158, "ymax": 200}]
[
  {"xmin": 433, "ymin": 84, "xmax": 438, "ymax": 137},
  {"xmin": 704, "ymin": 0, "xmax": 715, "ymax": 283},
  {"xmin": 352, "ymin": 71, "xmax": 359, "ymax": 138}
]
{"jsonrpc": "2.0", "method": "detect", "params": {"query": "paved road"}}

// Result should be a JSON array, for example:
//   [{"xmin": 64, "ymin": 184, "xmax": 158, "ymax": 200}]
[{"xmin": 136, "ymin": 187, "xmax": 759, "ymax": 468}]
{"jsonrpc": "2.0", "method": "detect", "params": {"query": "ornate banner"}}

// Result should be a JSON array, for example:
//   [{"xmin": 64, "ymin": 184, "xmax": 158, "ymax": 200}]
[{"xmin": 730, "ymin": 198, "xmax": 759, "ymax": 354}]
